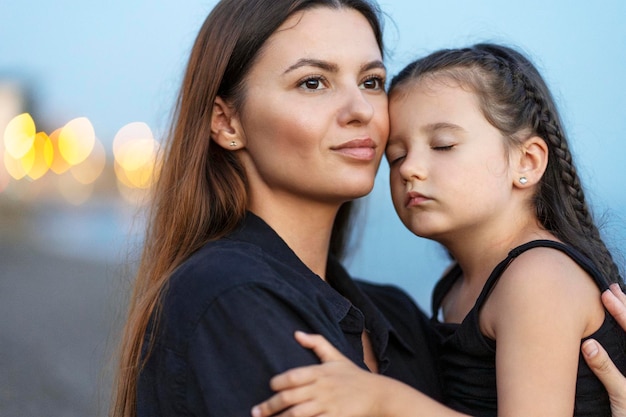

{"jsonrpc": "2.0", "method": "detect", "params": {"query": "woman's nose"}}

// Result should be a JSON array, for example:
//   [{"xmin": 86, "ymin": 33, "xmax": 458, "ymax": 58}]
[{"xmin": 338, "ymin": 86, "xmax": 376, "ymax": 126}]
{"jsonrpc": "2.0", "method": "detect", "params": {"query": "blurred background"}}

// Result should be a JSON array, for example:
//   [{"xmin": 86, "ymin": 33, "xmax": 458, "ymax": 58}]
[{"xmin": 1, "ymin": 1, "xmax": 625, "ymax": 415}]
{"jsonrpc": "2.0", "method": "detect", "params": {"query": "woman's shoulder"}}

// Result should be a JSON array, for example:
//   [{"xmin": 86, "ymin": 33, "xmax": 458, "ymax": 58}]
[
  {"xmin": 155, "ymin": 239, "xmax": 319, "ymax": 348},
  {"xmin": 165, "ymin": 238, "xmax": 293, "ymax": 303}
]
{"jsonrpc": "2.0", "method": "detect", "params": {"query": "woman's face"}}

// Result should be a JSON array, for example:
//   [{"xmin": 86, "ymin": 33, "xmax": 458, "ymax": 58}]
[{"xmin": 235, "ymin": 6, "xmax": 388, "ymax": 207}]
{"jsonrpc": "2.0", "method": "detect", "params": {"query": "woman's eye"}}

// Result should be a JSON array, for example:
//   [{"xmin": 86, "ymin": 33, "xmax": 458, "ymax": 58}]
[
  {"xmin": 361, "ymin": 76, "xmax": 385, "ymax": 90},
  {"xmin": 299, "ymin": 77, "xmax": 325, "ymax": 90}
]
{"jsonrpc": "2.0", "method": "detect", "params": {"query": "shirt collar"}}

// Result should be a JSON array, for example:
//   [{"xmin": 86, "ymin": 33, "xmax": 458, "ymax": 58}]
[
  {"xmin": 228, "ymin": 211, "xmax": 415, "ymax": 366},
  {"xmin": 226, "ymin": 211, "xmax": 352, "ymax": 320}
]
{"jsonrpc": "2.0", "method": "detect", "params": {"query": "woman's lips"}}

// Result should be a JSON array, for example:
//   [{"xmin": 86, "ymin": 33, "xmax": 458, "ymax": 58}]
[{"xmin": 331, "ymin": 138, "xmax": 377, "ymax": 161}]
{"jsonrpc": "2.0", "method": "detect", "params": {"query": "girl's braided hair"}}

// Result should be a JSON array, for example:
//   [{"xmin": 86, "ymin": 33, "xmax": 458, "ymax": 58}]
[{"xmin": 390, "ymin": 43, "xmax": 622, "ymax": 284}]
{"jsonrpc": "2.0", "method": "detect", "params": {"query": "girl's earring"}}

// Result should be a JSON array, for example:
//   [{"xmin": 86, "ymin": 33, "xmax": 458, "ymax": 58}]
[
  {"xmin": 519, "ymin": 176, "xmax": 528, "ymax": 185},
  {"xmin": 229, "ymin": 141, "xmax": 237, "ymax": 147}
]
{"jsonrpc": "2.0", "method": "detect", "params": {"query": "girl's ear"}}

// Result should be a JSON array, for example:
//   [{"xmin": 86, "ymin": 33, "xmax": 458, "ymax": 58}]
[
  {"xmin": 514, "ymin": 136, "xmax": 548, "ymax": 188},
  {"xmin": 210, "ymin": 96, "xmax": 245, "ymax": 150}
]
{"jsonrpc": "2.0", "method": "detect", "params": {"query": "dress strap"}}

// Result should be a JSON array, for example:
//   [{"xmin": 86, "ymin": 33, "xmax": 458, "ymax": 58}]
[
  {"xmin": 431, "ymin": 263, "xmax": 462, "ymax": 319},
  {"xmin": 475, "ymin": 240, "xmax": 610, "ymax": 310}
]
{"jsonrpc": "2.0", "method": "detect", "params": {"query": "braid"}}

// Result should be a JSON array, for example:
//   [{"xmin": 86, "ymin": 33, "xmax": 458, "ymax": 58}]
[
  {"xmin": 512, "ymin": 51, "xmax": 622, "ymax": 283},
  {"xmin": 511, "ymin": 57, "xmax": 623, "ymax": 283}
]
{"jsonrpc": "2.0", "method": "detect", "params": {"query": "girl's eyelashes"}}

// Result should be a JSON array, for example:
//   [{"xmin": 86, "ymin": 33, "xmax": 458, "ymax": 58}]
[
  {"xmin": 385, "ymin": 151, "xmax": 406, "ymax": 166},
  {"xmin": 432, "ymin": 144, "xmax": 455, "ymax": 151}
]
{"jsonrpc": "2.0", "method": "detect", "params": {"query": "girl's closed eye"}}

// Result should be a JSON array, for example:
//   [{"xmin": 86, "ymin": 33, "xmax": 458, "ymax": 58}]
[
  {"xmin": 432, "ymin": 144, "xmax": 455, "ymax": 151},
  {"xmin": 385, "ymin": 150, "xmax": 406, "ymax": 166}
]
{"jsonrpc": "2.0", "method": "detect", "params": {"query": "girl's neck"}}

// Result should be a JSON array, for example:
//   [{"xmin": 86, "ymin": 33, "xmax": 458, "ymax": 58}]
[
  {"xmin": 248, "ymin": 194, "xmax": 339, "ymax": 281},
  {"xmin": 443, "ymin": 217, "xmax": 551, "ymax": 286}
]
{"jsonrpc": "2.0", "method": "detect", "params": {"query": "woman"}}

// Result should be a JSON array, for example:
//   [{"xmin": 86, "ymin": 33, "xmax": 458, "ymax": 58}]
[{"xmin": 110, "ymin": 1, "xmax": 441, "ymax": 416}]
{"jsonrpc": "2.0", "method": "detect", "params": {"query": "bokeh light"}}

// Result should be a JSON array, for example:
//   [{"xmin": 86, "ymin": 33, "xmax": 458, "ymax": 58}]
[
  {"xmin": 4, "ymin": 113, "xmax": 36, "ymax": 159},
  {"xmin": 113, "ymin": 122, "xmax": 160, "ymax": 202},
  {"xmin": 25, "ymin": 132, "xmax": 54, "ymax": 180},
  {"xmin": 1, "ymin": 112, "xmax": 161, "ymax": 206},
  {"xmin": 4, "ymin": 146, "xmax": 29, "ymax": 180},
  {"xmin": 58, "ymin": 117, "xmax": 95, "ymax": 165},
  {"xmin": 113, "ymin": 122, "xmax": 155, "ymax": 170},
  {"xmin": 70, "ymin": 137, "xmax": 106, "ymax": 185},
  {"xmin": 48, "ymin": 128, "xmax": 71, "ymax": 175}
]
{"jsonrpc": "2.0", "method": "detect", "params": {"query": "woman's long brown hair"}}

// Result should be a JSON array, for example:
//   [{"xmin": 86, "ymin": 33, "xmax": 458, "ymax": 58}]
[{"xmin": 110, "ymin": 1, "xmax": 384, "ymax": 415}]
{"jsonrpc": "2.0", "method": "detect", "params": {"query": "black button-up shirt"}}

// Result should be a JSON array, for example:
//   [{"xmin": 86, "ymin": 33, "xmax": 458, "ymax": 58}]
[{"xmin": 137, "ymin": 212, "xmax": 441, "ymax": 416}]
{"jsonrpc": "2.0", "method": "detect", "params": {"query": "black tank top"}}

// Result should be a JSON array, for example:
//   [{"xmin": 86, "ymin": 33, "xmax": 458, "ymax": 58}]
[{"xmin": 430, "ymin": 240, "xmax": 626, "ymax": 416}]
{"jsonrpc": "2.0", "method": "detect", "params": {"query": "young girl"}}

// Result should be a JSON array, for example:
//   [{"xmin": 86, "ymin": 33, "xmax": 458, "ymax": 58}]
[{"xmin": 252, "ymin": 43, "xmax": 626, "ymax": 416}]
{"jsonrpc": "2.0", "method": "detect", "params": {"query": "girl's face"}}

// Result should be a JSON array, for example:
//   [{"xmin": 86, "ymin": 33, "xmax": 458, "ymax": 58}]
[
  {"xmin": 236, "ymin": 7, "xmax": 388, "ymax": 207},
  {"xmin": 386, "ymin": 79, "xmax": 516, "ymax": 244}
]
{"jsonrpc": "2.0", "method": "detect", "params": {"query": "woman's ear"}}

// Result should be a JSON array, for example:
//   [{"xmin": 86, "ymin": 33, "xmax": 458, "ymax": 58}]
[
  {"xmin": 210, "ymin": 96, "xmax": 245, "ymax": 150},
  {"xmin": 514, "ymin": 136, "xmax": 548, "ymax": 188}
]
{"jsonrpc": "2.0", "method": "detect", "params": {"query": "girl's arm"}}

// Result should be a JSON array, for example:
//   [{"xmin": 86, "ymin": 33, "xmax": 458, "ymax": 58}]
[
  {"xmin": 582, "ymin": 284, "xmax": 626, "ymax": 416},
  {"xmin": 483, "ymin": 248, "xmax": 604, "ymax": 416},
  {"xmin": 251, "ymin": 331, "xmax": 469, "ymax": 417}
]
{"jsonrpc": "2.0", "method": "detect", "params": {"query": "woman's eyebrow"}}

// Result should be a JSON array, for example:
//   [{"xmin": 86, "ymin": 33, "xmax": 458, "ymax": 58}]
[
  {"xmin": 283, "ymin": 59, "xmax": 385, "ymax": 75},
  {"xmin": 283, "ymin": 59, "xmax": 338, "ymax": 74},
  {"xmin": 361, "ymin": 60, "xmax": 385, "ymax": 73}
]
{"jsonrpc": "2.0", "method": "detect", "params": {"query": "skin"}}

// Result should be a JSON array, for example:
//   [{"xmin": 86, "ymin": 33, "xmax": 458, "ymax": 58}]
[
  {"xmin": 251, "ymin": 78, "xmax": 608, "ymax": 417},
  {"xmin": 211, "ymin": 6, "xmax": 388, "ymax": 281}
]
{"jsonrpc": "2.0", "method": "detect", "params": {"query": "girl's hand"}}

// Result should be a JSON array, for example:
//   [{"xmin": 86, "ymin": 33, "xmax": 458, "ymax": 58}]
[
  {"xmin": 582, "ymin": 284, "xmax": 626, "ymax": 416},
  {"xmin": 251, "ymin": 331, "xmax": 386, "ymax": 417}
]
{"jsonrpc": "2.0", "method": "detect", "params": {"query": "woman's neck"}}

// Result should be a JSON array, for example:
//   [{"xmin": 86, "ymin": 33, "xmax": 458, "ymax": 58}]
[{"xmin": 248, "ymin": 196, "xmax": 339, "ymax": 281}]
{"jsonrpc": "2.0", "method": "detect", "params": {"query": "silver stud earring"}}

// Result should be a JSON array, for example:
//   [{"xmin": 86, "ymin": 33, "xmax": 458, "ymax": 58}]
[
  {"xmin": 229, "ymin": 141, "xmax": 237, "ymax": 147},
  {"xmin": 519, "ymin": 176, "xmax": 528, "ymax": 185}
]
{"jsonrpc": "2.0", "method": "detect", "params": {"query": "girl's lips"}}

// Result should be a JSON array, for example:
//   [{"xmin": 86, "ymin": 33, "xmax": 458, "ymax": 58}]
[{"xmin": 405, "ymin": 191, "xmax": 430, "ymax": 207}]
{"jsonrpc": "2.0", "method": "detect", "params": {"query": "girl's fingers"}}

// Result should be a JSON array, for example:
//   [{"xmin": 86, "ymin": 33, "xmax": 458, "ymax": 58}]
[
  {"xmin": 294, "ymin": 331, "xmax": 349, "ymax": 363},
  {"xmin": 251, "ymin": 332, "xmax": 356, "ymax": 417},
  {"xmin": 270, "ymin": 366, "xmax": 318, "ymax": 391},
  {"xmin": 251, "ymin": 386, "xmax": 313, "ymax": 417}
]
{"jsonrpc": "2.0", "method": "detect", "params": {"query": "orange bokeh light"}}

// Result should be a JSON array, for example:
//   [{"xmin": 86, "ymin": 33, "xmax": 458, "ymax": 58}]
[
  {"xmin": 48, "ymin": 128, "xmax": 71, "ymax": 174},
  {"xmin": 25, "ymin": 132, "xmax": 54, "ymax": 180}
]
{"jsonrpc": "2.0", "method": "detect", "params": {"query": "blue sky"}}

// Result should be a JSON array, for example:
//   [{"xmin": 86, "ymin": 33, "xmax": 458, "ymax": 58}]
[{"xmin": 2, "ymin": 1, "xmax": 625, "ymax": 307}]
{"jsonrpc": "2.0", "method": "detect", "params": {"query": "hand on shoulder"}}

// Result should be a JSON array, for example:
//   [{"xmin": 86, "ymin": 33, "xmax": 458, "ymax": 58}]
[{"xmin": 582, "ymin": 284, "xmax": 626, "ymax": 417}]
